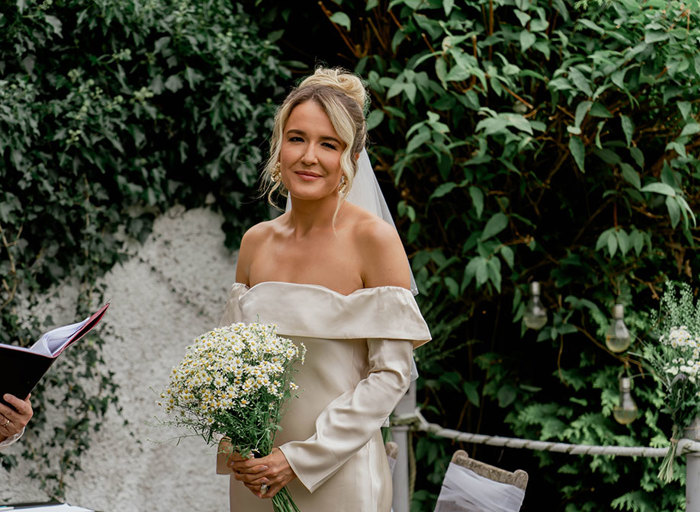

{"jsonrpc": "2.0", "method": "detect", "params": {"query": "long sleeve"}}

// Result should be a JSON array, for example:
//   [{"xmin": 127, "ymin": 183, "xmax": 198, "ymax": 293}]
[{"xmin": 279, "ymin": 338, "xmax": 413, "ymax": 493}]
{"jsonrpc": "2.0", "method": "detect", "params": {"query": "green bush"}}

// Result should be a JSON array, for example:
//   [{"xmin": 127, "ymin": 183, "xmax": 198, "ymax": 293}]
[
  {"xmin": 0, "ymin": 0, "xmax": 289, "ymax": 496},
  {"xmin": 252, "ymin": 0, "xmax": 700, "ymax": 509}
]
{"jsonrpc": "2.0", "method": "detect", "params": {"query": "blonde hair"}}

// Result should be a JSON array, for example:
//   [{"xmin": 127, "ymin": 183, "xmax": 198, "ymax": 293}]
[{"xmin": 262, "ymin": 67, "xmax": 367, "ymax": 216}]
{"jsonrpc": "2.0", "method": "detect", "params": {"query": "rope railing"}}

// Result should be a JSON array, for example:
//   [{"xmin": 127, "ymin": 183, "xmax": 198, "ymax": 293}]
[{"xmin": 391, "ymin": 409, "xmax": 700, "ymax": 458}]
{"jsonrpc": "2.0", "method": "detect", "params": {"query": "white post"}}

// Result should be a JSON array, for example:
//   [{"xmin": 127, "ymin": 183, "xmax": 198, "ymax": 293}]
[
  {"xmin": 392, "ymin": 380, "xmax": 416, "ymax": 512},
  {"xmin": 687, "ymin": 417, "xmax": 700, "ymax": 512}
]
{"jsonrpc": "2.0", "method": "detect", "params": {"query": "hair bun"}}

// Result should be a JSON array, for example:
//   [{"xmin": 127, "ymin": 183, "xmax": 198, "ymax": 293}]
[{"xmin": 298, "ymin": 67, "xmax": 367, "ymax": 113}]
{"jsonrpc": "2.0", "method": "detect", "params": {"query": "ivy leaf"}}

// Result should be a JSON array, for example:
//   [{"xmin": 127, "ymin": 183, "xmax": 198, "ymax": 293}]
[
  {"xmin": 44, "ymin": 15, "xmax": 63, "ymax": 35},
  {"xmin": 520, "ymin": 30, "xmax": 536, "ymax": 52},
  {"xmin": 164, "ymin": 74, "xmax": 183, "ymax": 92},
  {"xmin": 680, "ymin": 123, "xmax": 700, "ymax": 138},
  {"xmin": 329, "ymin": 12, "xmax": 351, "ymax": 30},
  {"xmin": 480, "ymin": 212, "xmax": 508, "ymax": 241}
]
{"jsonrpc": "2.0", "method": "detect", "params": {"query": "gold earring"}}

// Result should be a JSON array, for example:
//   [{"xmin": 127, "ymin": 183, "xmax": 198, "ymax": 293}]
[
  {"xmin": 271, "ymin": 162, "xmax": 281, "ymax": 183},
  {"xmin": 339, "ymin": 176, "xmax": 348, "ymax": 194}
]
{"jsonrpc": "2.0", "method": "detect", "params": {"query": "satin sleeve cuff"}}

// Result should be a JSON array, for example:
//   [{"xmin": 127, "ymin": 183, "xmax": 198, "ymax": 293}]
[
  {"xmin": 279, "ymin": 339, "xmax": 413, "ymax": 493},
  {"xmin": 0, "ymin": 427, "xmax": 24, "ymax": 450}
]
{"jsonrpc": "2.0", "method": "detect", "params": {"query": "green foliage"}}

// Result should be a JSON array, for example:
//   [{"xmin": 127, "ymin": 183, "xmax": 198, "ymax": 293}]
[
  {"xmin": 254, "ymin": 0, "xmax": 700, "ymax": 509},
  {"xmin": 0, "ymin": 0, "xmax": 289, "ymax": 496}
]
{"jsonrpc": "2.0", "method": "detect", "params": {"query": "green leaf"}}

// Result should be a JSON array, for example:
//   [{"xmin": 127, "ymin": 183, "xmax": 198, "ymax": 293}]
[
  {"xmin": 589, "ymin": 103, "xmax": 612, "ymax": 118},
  {"xmin": 569, "ymin": 136, "xmax": 585, "ymax": 172},
  {"xmin": 678, "ymin": 101, "xmax": 691, "ymax": 120},
  {"xmin": 680, "ymin": 123, "xmax": 700, "ymax": 138},
  {"xmin": 480, "ymin": 212, "xmax": 508, "ymax": 241},
  {"xmin": 469, "ymin": 186, "xmax": 484, "ymax": 218},
  {"xmin": 568, "ymin": 67, "xmax": 592, "ymax": 97},
  {"xmin": 578, "ymin": 18, "xmax": 604, "ymax": 34},
  {"xmin": 616, "ymin": 229, "xmax": 630, "ymax": 256},
  {"xmin": 430, "ymin": 182, "xmax": 457, "ymax": 200},
  {"xmin": 164, "ymin": 75, "xmax": 183, "ymax": 92},
  {"xmin": 329, "ymin": 12, "xmax": 351, "ymax": 30},
  {"xmin": 595, "ymin": 230, "xmax": 611, "ymax": 251},
  {"xmin": 514, "ymin": 10, "xmax": 531, "ymax": 26},
  {"xmin": 630, "ymin": 147, "xmax": 644, "ymax": 168},
  {"xmin": 520, "ymin": 30, "xmax": 536, "ymax": 52},
  {"xmin": 574, "ymin": 101, "xmax": 592, "ymax": 128},
  {"xmin": 645, "ymin": 31, "xmax": 669, "ymax": 44},
  {"xmin": 666, "ymin": 196, "xmax": 681, "ymax": 228},
  {"xmin": 497, "ymin": 384, "xmax": 517, "ymax": 407},
  {"xmin": 443, "ymin": 0, "xmax": 454, "ymax": 15},
  {"xmin": 619, "ymin": 163, "xmax": 641, "ymax": 190},
  {"xmin": 366, "ymin": 109, "xmax": 384, "ymax": 131},
  {"xmin": 500, "ymin": 245, "xmax": 514, "ymax": 269},
  {"xmin": 463, "ymin": 381, "xmax": 480, "ymax": 407},
  {"xmin": 607, "ymin": 230, "xmax": 618, "ymax": 257},
  {"xmin": 444, "ymin": 276, "xmax": 459, "ymax": 297},
  {"xmin": 406, "ymin": 130, "xmax": 430, "ymax": 153},
  {"xmin": 620, "ymin": 115, "xmax": 634, "ymax": 146},
  {"xmin": 641, "ymin": 182, "xmax": 676, "ymax": 197},
  {"xmin": 44, "ymin": 15, "xmax": 62, "ymax": 35}
]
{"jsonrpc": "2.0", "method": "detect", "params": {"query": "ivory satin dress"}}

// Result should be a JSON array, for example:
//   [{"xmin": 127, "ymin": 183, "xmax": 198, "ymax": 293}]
[{"xmin": 218, "ymin": 281, "xmax": 431, "ymax": 512}]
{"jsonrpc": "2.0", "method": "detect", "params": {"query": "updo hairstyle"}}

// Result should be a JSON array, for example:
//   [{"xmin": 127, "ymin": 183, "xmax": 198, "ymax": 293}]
[{"xmin": 263, "ymin": 67, "xmax": 368, "ymax": 208}]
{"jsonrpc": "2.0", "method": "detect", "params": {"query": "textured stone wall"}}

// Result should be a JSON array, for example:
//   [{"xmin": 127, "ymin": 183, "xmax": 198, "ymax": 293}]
[{"xmin": 1, "ymin": 207, "xmax": 236, "ymax": 511}]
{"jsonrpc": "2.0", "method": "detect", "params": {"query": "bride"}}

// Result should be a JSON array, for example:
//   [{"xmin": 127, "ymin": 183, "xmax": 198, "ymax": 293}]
[{"xmin": 219, "ymin": 67, "xmax": 431, "ymax": 512}]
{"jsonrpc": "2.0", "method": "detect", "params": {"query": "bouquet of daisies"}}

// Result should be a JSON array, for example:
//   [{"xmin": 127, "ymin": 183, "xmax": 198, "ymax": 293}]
[
  {"xmin": 642, "ymin": 282, "xmax": 700, "ymax": 482},
  {"xmin": 160, "ymin": 322, "xmax": 305, "ymax": 511}
]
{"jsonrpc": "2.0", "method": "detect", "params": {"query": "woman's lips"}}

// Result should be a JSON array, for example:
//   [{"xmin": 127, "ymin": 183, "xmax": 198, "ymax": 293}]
[{"xmin": 295, "ymin": 171, "xmax": 321, "ymax": 181}]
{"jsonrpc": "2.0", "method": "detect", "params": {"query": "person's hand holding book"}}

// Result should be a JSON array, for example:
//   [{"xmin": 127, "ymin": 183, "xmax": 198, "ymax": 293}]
[{"xmin": 0, "ymin": 393, "xmax": 33, "ymax": 443}]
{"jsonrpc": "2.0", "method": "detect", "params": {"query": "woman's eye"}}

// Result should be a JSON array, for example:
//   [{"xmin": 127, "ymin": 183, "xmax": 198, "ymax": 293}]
[
  {"xmin": 289, "ymin": 136, "xmax": 303, "ymax": 142},
  {"xmin": 322, "ymin": 142, "xmax": 338, "ymax": 150}
]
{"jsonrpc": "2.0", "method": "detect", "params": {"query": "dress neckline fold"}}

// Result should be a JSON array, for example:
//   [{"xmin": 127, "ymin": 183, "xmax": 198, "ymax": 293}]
[{"xmin": 233, "ymin": 280, "xmax": 414, "ymax": 298}]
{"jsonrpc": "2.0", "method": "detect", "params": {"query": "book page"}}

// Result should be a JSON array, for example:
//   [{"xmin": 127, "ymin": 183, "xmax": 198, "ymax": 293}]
[{"xmin": 29, "ymin": 318, "xmax": 88, "ymax": 357}]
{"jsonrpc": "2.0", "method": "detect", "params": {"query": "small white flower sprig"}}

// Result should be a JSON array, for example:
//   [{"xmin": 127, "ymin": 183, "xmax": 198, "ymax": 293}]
[
  {"xmin": 642, "ymin": 282, "xmax": 700, "ymax": 482},
  {"xmin": 159, "ymin": 322, "xmax": 305, "ymax": 457}
]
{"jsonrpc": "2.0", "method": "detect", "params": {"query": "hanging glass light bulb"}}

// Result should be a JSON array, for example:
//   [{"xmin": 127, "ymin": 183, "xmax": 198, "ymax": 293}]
[
  {"xmin": 605, "ymin": 304, "xmax": 631, "ymax": 353},
  {"xmin": 523, "ymin": 281, "xmax": 547, "ymax": 330},
  {"xmin": 613, "ymin": 376, "xmax": 638, "ymax": 425}
]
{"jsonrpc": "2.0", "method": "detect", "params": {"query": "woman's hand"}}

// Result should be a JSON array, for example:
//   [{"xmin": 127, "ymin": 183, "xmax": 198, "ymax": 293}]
[
  {"xmin": 0, "ymin": 394, "xmax": 33, "ymax": 443},
  {"xmin": 229, "ymin": 447, "xmax": 296, "ymax": 499}
]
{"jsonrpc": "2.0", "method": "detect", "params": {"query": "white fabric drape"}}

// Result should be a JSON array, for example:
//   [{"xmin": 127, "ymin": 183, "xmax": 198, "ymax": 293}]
[{"xmin": 434, "ymin": 462, "xmax": 526, "ymax": 512}]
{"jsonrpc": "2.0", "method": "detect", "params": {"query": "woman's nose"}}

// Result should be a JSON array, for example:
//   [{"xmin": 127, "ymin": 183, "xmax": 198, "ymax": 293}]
[{"xmin": 301, "ymin": 144, "xmax": 318, "ymax": 165}]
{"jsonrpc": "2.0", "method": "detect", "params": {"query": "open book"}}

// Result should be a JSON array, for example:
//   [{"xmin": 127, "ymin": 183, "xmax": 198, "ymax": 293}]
[{"xmin": 0, "ymin": 303, "xmax": 109, "ymax": 406}]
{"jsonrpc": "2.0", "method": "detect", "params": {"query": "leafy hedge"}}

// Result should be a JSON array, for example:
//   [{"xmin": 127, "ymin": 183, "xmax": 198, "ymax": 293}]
[
  {"xmin": 251, "ymin": 0, "xmax": 700, "ymax": 509},
  {"xmin": 0, "ymin": 0, "xmax": 289, "ymax": 496}
]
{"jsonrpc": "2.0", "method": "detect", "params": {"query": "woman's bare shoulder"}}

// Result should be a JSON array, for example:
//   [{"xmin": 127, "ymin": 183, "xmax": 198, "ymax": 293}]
[
  {"xmin": 349, "ymin": 207, "xmax": 411, "ymax": 289},
  {"xmin": 237, "ymin": 218, "xmax": 282, "ymax": 283}
]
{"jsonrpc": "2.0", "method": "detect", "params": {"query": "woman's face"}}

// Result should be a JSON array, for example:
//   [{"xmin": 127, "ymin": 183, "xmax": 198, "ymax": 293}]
[{"xmin": 279, "ymin": 100, "xmax": 346, "ymax": 202}]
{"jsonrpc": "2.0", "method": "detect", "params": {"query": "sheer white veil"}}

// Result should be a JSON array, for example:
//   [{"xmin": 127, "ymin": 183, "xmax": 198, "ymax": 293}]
[{"xmin": 285, "ymin": 148, "xmax": 420, "ymax": 380}]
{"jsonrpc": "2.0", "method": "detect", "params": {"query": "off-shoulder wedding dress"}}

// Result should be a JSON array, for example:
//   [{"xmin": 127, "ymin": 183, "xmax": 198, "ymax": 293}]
[{"xmin": 219, "ymin": 281, "xmax": 431, "ymax": 512}]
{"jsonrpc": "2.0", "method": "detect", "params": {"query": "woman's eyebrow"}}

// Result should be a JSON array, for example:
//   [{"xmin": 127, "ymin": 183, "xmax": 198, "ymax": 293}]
[{"xmin": 286, "ymin": 129, "xmax": 342, "ymax": 145}]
